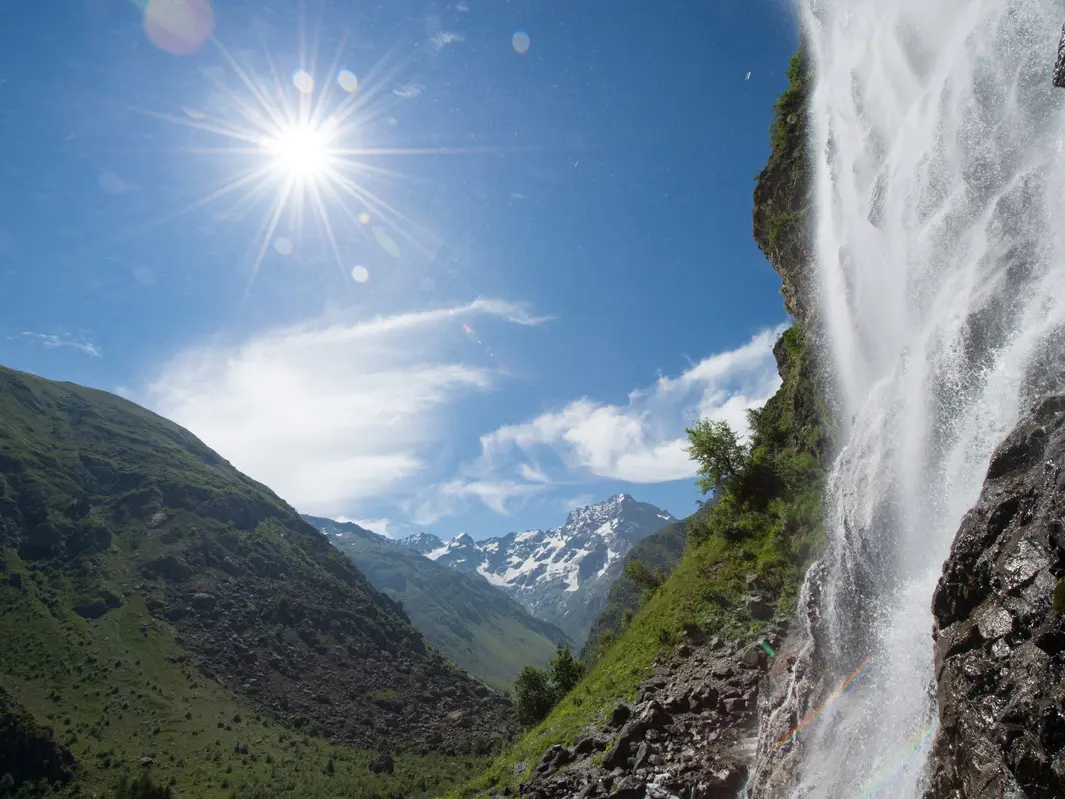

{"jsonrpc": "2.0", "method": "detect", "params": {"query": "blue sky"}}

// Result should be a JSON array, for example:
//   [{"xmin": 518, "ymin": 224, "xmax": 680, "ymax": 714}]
[{"xmin": 0, "ymin": 0, "xmax": 797, "ymax": 539}]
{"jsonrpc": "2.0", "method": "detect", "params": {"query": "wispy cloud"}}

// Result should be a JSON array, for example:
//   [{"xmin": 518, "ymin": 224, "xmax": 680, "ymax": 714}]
[
  {"xmin": 418, "ymin": 325, "xmax": 787, "ymax": 521},
  {"xmin": 335, "ymin": 517, "xmax": 396, "ymax": 538},
  {"xmin": 409, "ymin": 478, "xmax": 547, "ymax": 525},
  {"xmin": 21, "ymin": 331, "xmax": 102, "ymax": 358},
  {"xmin": 430, "ymin": 31, "xmax": 465, "ymax": 50},
  {"xmin": 144, "ymin": 299, "xmax": 548, "ymax": 518},
  {"xmin": 392, "ymin": 83, "xmax": 424, "ymax": 99}
]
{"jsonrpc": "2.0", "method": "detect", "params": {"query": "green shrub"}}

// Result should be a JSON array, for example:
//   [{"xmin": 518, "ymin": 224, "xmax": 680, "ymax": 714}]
[{"xmin": 513, "ymin": 666, "xmax": 554, "ymax": 728}]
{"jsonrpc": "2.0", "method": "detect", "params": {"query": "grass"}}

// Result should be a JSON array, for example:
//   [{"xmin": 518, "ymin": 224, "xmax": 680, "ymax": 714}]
[{"xmin": 581, "ymin": 519, "xmax": 689, "ymax": 660}]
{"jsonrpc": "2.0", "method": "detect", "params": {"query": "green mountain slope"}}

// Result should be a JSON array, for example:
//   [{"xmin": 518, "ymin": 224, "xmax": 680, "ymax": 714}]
[
  {"xmin": 304, "ymin": 516, "xmax": 574, "ymax": 693},
  {"xmin": 580, "ymin": 517, "xmax": 689, "ymax": 659},
  {"xmin": 0, "ymin": 365, "xmax": 516, "ymax": 797}
]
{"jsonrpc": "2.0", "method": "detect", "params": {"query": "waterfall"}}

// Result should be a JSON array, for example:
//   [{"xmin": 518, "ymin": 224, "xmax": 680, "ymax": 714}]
[{"xmin": 777, "ymin": 0, "xmax": 1065, "ymax": 795}]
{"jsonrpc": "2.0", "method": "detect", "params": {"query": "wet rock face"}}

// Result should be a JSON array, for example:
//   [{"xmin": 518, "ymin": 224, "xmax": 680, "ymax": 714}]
[
  {"xmin": 926, "ymin": 395, "xmax": 1065, "ymax": 798},
  {"xmin": 501, "ymin": 626, "xmax": 786, "ymax": 799}
]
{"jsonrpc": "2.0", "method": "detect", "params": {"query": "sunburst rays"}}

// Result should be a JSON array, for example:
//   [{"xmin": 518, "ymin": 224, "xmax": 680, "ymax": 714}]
[{"xmin": 141, "ymin": 8, "xmax": 494, "ymax": 295}]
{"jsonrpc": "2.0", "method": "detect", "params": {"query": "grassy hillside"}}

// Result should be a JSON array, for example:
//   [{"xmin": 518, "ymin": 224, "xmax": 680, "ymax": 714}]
[
  {"xmin": 579, "ymin": 517, "xmax": 689, "ymax": 660},
  {"xmin": 0, "ymin": 365, "xmax": 514, "ymax": 797},
  {"xmin": 305, "ymin": 516, "xmax": 574, "ymax": 693}
]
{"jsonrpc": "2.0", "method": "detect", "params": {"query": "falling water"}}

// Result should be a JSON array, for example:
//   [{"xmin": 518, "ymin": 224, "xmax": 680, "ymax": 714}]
[{"xmin": 786, "ymin": 0, "xmax": 1065, "ymax": 796}]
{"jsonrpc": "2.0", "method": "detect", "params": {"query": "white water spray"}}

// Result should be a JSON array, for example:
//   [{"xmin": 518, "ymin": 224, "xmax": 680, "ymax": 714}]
[{"xmin": 790, "ymin": 0, "xmax": 1065, "ymax": 795}]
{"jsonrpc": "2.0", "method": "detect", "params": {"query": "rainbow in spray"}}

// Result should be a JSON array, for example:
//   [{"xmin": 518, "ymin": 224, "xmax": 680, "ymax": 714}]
[
  {"xmin": 854, "ymin": 727, "xmax": 934, "ymax": 798},
  {"xmin": 773, "ymin": 656, "xmax": 872, "ymax": 752}
]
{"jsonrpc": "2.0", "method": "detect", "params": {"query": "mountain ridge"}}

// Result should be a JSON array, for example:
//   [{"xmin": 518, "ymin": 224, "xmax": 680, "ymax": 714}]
[{"xmin": 396, "ymin": 494, "xmax": 676, "ymax": 645}]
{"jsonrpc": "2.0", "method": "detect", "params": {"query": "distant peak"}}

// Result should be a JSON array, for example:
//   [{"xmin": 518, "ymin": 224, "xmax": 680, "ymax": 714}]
[{"xmin": 451, "ymin": 532, "xmax": 475, "ymax": 545}]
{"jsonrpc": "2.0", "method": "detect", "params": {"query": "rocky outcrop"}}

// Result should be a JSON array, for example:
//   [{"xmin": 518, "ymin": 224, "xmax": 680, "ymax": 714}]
[
  {"xmin": 925, "ymin": 395, "xmax": 1065, "ymax": 797},
  {"xmin": 753, "ymin": 48, "xmax": 813, "ymax": 331},
  {"xmin": 498, "ymin": 625, "xmax": 787, "ymax": 799},
  {"xmin": 0, "ymin": 686, "xmax": 76, "ymax": 792}
]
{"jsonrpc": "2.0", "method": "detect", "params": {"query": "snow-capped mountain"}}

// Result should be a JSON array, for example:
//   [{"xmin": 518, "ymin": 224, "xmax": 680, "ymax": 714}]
[{"xmin": 396, "ymin": 494, "xmax": 676, "ymax": 645}]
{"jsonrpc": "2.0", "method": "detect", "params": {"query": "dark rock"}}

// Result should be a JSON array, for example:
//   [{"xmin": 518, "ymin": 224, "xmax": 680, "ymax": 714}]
[
  {"xmin": 368, "ymin": 753, "xmax": 394, "ymax": 774},
  {"xmin": 190, "ymin": 592, "xmax": 217, "ymax": 611},
  {"xmin": 746, "ymin": 595, "xmax": 773, "ymax": 620},
  {"xmin": 637, "ymin": 700, "xmax": 669, "ymax": 731},
  {"xmin": 741, "ymin": 645, "xmax": 768, "ymax": 670},
  {"xmin": 573, "ymin": 736, "xmax": 598, "ymax": 756},
  {"xmin": 925, "ymin": 395, "xmax": 1065, "ymax": 798},
  {"xmin": 608, "ymin": 775, "xmax": 645, "ymax": 798},
  {"xmin": 608, "ymin": 703, "xmax": 631, "ymax": 729},
  {"xmin": 73, "ymin": 590, "xmax": 124, "ymax": 619},
  {"xmin": 140, "ymin": 554, "xmax": 194, "ymax": 581},
  {"xmin": 631, "ymin": 741, "xmax": 651, "ymax": 771}
]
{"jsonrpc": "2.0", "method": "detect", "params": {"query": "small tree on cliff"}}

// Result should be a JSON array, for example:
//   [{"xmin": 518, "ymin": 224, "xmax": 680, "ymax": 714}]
[
  {"xmin": 513, "ymin": 665, "xmax": 554, "ymax": 727},
  {"xmin": 548, "ymin": 643, "xmax": 583, "ymax": 698},
  {"xmin": 686, "ymin": 418, "xmax": 748, "ymax": 495},
  {"xmin": 624, "ymin": 558, "xmax": 665, "ymax": 591}
]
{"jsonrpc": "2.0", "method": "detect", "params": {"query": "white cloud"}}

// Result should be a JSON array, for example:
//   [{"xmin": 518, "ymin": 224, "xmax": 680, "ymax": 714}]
[
  {"xmin": 425, "ymin": 325, "xmax": 787, "ymax": 518},
  {"xmin": 519, "ymin": 463, "xmax": 550, "ymax": 483},
  {"xmin": 342, "ymin": 518, "xmax": 395, "ymax": 538},
  {"xmin": 408, "ymin": 478, "xmax": 546, "ymax": 526},
  {"xmin": 393, "ymin": 83, "xmax": 424, "ymax": 99},
  {"xmin": 430, "ymin": 31, "xmax": 465, "ymax": 50},
  {"xmin": 145, "ymin": 299, "xmax": 547, "ymax": 518},
  {"xmin": 21, "ymin": 331, "xmax": 101, "ymax": 358}
]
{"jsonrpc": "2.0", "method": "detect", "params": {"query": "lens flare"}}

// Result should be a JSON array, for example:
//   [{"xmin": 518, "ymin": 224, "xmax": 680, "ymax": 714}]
[
  {"xmin": 292, "ymin": 69, "xmax": 315, "ymax": 94},
  {"xmin": 512, "ymin": 31, "xmax": 531, "ymax": 54},
  {"xmin": 372, "ymin": 226, "xmax": 401, "ymax": 258},
  {"xmin": 337, "ymin": 70, "xmax": 359, "ymax": 93},
  {"xmin": 143, "ymin": 0, "xmax": 214, "ymax": 56},
  {"xmin": 351, "ymin": 265, "xmax": 369, "ymax": 283}
]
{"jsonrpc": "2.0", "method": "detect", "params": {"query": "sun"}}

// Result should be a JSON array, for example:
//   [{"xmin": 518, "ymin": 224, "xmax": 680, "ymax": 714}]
[
  {"xmin": 141, "ymin": 28, "xmax": 496, "ymax": 293},
  {"xmin": 264, "ymin": 124, "xmax": 332, "ymax": 181}
]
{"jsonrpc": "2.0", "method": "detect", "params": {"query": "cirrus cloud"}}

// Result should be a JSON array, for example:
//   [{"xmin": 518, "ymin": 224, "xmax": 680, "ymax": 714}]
[{"xmin": 144, "ymin": 299, "xmax": 549, "ymax": 518}]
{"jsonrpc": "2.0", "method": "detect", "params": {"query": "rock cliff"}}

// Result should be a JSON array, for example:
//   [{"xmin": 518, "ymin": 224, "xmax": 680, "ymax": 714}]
[{"xmin": 925, "ymin": 394, "xmax": 1065, "ymax": 797}]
